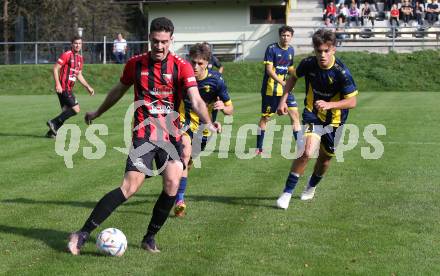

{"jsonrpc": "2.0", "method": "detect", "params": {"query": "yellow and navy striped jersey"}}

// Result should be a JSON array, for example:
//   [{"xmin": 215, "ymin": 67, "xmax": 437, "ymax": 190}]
[
  {"xmin": 261, "ymin": 43, "xmax": 295, "ymax": 96},
  {"xmin": 179, "ymin": 69, "xmax": 232, "ymax": 133},
  {"xmin": 294, "ymin": 55, "xmax": 358, "ymax": 126}
]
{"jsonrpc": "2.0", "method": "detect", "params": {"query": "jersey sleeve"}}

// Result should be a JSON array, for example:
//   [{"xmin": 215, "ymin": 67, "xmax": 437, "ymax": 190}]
[
  {"xmin": 288, "ymin": 48, "xmax": 295, "ymax": 72},
  {"xmin": 120, "ymin": 59, "xmax": 135, "ymax": 86},
  {"xmin": 211, "ymin": 55, "xmax": 222, "ymax": 68},
  {"xmin": 339, "ymin": 67, "xmax": 358, "ymax": 98},
  {"xmin": 180, "ymin": 62, "xmax": 198, "ymax": 90},
  {"xmin": 215, "ymin": 75, "xmax": 232, "ymax": 106},
  {"xmin": 263, "ymin": 45, "xmax": 275, "ymax": 65},
  {"xmin": 293, "ymin": 57, "xmax": 309, "ymax": 79},
  {"xmin": 57, "ymin": 52, "xmax": 69, "ymax": 66}
]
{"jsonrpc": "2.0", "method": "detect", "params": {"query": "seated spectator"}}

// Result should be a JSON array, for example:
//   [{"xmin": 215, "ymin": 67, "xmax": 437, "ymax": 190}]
[
  {"xmin": 324, "ymin": 1, "xmax": 337, "ymax": 22},
  {"xmin": 426, "ymin": 0, "xmax": 440, "ymax": 25},
  {"xmin": 323, "ymin": 17, "xmax": 336, "ymax": 31},
  {"xmin": 337, "ymin": 3, "xmax": 349, "ymax": 24},
  {"xmin": 401, "ymin": 0, "xmax": 414, "ymax": 26},
  {"xmin": 386, "ymin": 0, "xmax": 402, "ymax": 11},
  {"xmin": 361, "ymin": 1, "xmax": 377, "ymax": 27},
  {"xmin": 390, "ymin": 4, "xmax": 401, "ymax": 26},
  {"xmin": 348, "ymin": 2, "xmax": 361, "ymax": 26},
  {"xmin": 415, "ymin": 1, "xmax": 425, "ymax": 25}
]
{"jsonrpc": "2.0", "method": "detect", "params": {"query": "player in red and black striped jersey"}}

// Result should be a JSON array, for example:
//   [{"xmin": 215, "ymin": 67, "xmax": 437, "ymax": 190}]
[
  {"xmin": 46, "ymin": 36, "xmax": 94, "ymax": 138},
  {"xmin": 67, "ymin": 17, "xmax": 218, "ymax": 255}
]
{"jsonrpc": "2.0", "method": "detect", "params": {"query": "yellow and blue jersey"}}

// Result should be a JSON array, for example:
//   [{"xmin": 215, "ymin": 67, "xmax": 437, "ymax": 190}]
[
  {"xmin": 179, "ymin": 69, "xmax": 232, "ymax": 136},
  {"xmin": 261, "ymin": 43, "xmax": 295, "ymax": 96},
  {"xmin": 294, "ymin": 55, "xmax": 358, "ymax": 127}
]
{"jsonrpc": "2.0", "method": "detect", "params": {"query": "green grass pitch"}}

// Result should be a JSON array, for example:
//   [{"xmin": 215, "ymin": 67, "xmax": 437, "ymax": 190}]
[{"xmin": 1, "ymin": 54, "xmax": 440, "ymax": 274}]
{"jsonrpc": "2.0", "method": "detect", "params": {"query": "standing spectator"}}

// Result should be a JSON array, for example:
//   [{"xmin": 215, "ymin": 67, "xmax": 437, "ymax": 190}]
[
  {"xmin": 415, "ymin": 1, "xmax": 425, "ymax": 25},
  {"xmin": 46, "ymin": 36, "xmax": 94, "ymax": 138},
  {"xmin": 361, "ymin": 1, "xmax": 376, "ymax": 27},
  {"xmin": 390, "ymin": 4, "xmax": 400, "ymax": 26},
  {"xmin": 113, "ymin": 33, "xmax": 128, "ymax": 64},
  {"xmin": 348, "ymin": 3, "xmax": 361, "ymax": 26},
  {"xmin": 202, "ymin": 42, "xmax": 224, "ymax": 74},
  {"xmin": 324, "ymin": 1, "xmax": 337, "ymax": 23},
  {"xmin": 401, "ymin": 0, "xmax": 414, "ymax": 26},
  {"xmin": 426, "ymin": 0, "xmax": 440, "ymax": 25}
]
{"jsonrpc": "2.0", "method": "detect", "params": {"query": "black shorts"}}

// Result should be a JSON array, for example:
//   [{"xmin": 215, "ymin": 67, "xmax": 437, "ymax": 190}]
[
  {"xmin": 57, "ymin": 91, "xmax": 78, "ymax": 108},
  {"xmin": 125, "ymin": 139, "xmax": 184, "ymax": 178}
]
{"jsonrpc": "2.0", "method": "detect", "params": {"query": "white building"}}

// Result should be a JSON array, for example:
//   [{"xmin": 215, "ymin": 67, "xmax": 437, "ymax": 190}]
[{"xmin": 117, "ymin": 0, "xmax": 292, "ymax": 60}]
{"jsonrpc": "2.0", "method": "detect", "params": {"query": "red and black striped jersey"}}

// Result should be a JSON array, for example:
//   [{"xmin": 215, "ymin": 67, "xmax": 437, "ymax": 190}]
[
  {"xmin": 120, "ymin": 52, "xmax": 197, "ymax": 142},
  {"xmin": 57, "ymin": 50, "xmax": 83, "ymax": 92}
]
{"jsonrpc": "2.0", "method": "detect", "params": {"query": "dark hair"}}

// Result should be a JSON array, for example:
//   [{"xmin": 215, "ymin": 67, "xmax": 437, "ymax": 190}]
[
  {"xmin": 312, "ymin": 29, "xmax": 336, "ymax": 47},
  {"xmin": 189, "ymin": 43, "xmax": 211, "ymax": 61},
  {"xmin": 278, "ymin": 25, "xmax": 294, "ymax": 36},
  {"xmin": 150, "ymin": 17, "xmax": 174, "ymax": 35},
  {"xmin": 71, "ymin": 36, "xmax": 82, "ymax": 43}
]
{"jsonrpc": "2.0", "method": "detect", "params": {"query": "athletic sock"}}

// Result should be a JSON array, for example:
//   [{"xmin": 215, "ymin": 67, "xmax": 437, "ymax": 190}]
[
  {"xmin": 144, "ymin": 191, "xmax": 176, "ymax": 240},
  {"xmin": 176, "ymin": 177, "xmax": 187, "ymax": 202},
  {"xmin": 52, "ymin": 108, "xmax": 77, "ymax": 129},
  {"xmin": 293, "ymin": 130, "xmax": 298, "ymax": 141},
  {"xmin": 256, "ymin": 129, "xmax": 265, "ymax": 151},
  {"xmin": 80, "ymin": 188, "xmax": 127, "ymax": 234},
  {"xmin": 283, "ymin": 172, "xmax": 300, "ymax": 193},
  {"xmin": 308, "ymin": 173, "xmax": 323, "ymax": 187}
]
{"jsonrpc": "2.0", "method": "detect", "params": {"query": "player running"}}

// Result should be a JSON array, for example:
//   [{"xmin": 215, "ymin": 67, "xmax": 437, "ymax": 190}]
[
  {"xmin": 46, "ymin": 36, "xmax": 94, "ymax": 138},
  {"xmin": 276, "ymin": 29, "xmax": 358, "ymax": 209},
  {"xmin": 174, "ymin": 43, "xmax": 234, "ymax": 217}
]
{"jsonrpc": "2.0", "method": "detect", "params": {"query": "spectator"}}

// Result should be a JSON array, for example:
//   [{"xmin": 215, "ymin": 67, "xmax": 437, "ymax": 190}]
[
  {"xmin": 113, "ymin": 33, "xmax": 128, "ymax": 64},
  {"xmin": 361, "ymin": 1, "xmax": 376, "ymax": 27},
  {"xmin": 324, "ymin": 1, "xmax": 337, "ymax": 22},
  {"xmin": 390, "ymin": 4, "xmax": 401, "ymax": 26},
  {"xmin": 426, "ymin": 0, "xmax": 440, "ymax": 25},
  {"xmin": 401, "ymin": 0, "xmax": 414, "ymax": 26},
  {"xmin": 323, "ymin": 17, "xmax": 336, "ymax": 31},
  {"xmin": 415, "ymin": 1, "xmax": 425, "ymax": 25},
  {"xmin": 337, "ymin": 3, "xmax": 349, "ymax": 25},
  {"xmin": 348, "ymin": 3, "xmax": 361, "ymax": 26}
]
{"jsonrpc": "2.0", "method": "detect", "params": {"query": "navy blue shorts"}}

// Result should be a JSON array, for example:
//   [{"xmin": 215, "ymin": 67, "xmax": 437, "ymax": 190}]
[
  {"xmin": 302, "ymin": 112, "xmax": 343, "ymax": 157},
  {"xmin": 261, "ymin": 93, "xmax": 298, "ymax": 117}
]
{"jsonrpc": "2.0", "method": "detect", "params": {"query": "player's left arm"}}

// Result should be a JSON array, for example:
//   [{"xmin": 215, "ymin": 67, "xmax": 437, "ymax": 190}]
[
  {"xmin": 77, "ymin": 71, "xmax": 95, "ymax": 96},
  {"xmin": 315, "ymin": 68, "xmax": 358, "ymax": 111},
  {"xmin": 315, "ymin": 95, "xmax": 357, "ymax": 111},
  {"xmin": 213, "ymin": 76, "xmax": 233, "ymax": 115}
]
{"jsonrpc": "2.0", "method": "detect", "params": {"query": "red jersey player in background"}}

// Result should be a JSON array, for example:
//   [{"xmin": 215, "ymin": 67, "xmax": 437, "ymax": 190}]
[{"xmin": 46, "ymin": 36, "xmax": 94, "ymax": 138}]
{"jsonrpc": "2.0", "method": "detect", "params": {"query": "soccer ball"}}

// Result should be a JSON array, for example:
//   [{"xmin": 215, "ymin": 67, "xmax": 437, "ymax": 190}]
[{"xmin": 96, "ymin": 228, "xmax": 127, "ymax": 256}]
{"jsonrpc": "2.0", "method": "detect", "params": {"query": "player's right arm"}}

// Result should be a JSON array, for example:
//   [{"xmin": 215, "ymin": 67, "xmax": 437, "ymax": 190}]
[
  {"xmin": 53, "ymin": 63, "xmax": 63, "ymax": 93},
  {"xmin": 85, "ymin": 82, "xmax": 130, "ymax": 124},
  {"xmin": 85, "ymin": 58, "xmax": 134, "ymax": 124},
  {"xmin": 265, "ymin": 63, "xmax": 286, "ymax": 87},
  {"xmin": 277, "ymin": 75, "xmax": 298, "ymax": 115}
]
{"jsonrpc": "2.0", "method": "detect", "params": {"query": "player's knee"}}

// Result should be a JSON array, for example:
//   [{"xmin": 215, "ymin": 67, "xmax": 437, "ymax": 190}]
[
  {"xmin": 121, "ymin": 175, "xmax": 143, "ymax": 198},
  {"xmin": 72, "ymin": 105, "xmax": 80, "ymax": 114}
]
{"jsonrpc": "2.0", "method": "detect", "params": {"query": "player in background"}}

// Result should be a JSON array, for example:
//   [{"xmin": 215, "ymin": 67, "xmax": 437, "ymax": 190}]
[
  {"xmin": 202, "ymin": 42, "xmax": 224, "ymax": 74},
  {"xmin": 174, "ymin": 43, "xmax": 234, "ymax": 217},
  {"xmin": 276, "ymin": 29, "xmax": 358, "ymax": 210},
  {"xmin": 46, "ymin": 36, "xmax": 94, "ymax": 138},
  {"xmin": 67, "ymin": 17, "xmax": 218, "ymax": 255},
  {"xmin": 256, "ymin": 25, "xmax": 301, "ymax": 154}
]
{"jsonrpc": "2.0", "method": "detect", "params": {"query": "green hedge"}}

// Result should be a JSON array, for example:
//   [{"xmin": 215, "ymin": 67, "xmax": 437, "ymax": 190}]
[{"xmin": 0, "ymin": 50, "xmax": 439, "ymax": 95}]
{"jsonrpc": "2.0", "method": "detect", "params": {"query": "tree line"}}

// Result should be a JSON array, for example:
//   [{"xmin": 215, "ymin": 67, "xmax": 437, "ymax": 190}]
[{"xmin": 1, "ymin": 0, "xmax": 148, "ymax": 64}]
